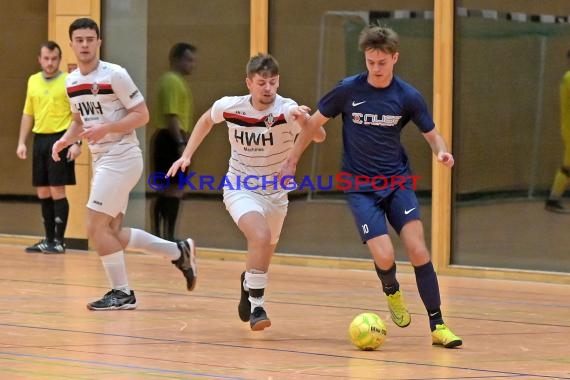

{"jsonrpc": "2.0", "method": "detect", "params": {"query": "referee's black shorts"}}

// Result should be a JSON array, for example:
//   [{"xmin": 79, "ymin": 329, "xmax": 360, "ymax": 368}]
[
  {"xmin": 32, "ymin": 132, "xmax": 76, "ymax": 187},
  {"xmin": 152, "ymin": 128, "xmax": 188, "ymax": 184}
]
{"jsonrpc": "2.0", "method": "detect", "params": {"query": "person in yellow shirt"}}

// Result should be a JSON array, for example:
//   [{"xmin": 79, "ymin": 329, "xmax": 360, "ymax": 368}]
[
  {"xmin": 151, "ymin": 42, "xmax": 197, "ymax": 240},
  {"xmin": 546, "ymin": 49, "xmax": 570, "ymax": 213},
  {"xmin": 16, "ymin": 41, "xmax": 82, "ymax": 253}
]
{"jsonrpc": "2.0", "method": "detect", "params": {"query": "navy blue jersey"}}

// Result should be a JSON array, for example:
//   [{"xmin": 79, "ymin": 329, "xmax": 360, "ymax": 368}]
[{"xmin": 318, "ymin": 73, "xmax": 434, "ymax": 191}]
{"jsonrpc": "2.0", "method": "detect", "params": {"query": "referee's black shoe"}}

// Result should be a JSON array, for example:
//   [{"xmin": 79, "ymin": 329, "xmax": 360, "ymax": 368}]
[
  {"xmin": 42, "ymin": 240, "xmax": 65, "ymax": 254},
  {"xmin": 25, "ymin": 239, "xmax": 49, "ymax": 253}
]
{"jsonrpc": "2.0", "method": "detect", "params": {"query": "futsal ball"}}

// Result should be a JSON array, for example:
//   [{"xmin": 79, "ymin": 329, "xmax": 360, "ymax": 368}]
[{"xmin": 348, "ymin": 312, "xmax": 387, "ymax": 350}]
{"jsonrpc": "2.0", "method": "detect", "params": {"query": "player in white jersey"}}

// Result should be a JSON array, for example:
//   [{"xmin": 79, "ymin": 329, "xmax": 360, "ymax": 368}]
[
  {"xmin": 65, "ymin": 61, "xmax": 141, "ymax": 161},
  {"xmin": 168, "ymin": 54, "xmax": 325, "ymax": 330},
  {"xmin": 51, "ymin": 17, "xmax": 197, "ymax": 311},
  {"xmin": 214, "ymin": 94, "xmax": 300, "ymax": 196}
]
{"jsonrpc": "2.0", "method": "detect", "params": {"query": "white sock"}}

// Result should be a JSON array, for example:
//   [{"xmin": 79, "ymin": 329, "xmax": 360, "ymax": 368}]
[
  {"xmin": 127, "ymin": 228, "xmax": 180, "ymax": 260},
  {"xmin": 101, "ymin": 251, "xmax": 130, "ymax": 294},
  {"xmin": 249, "ymin": 296, "xmax": 265, "ymax": 311},
  {"xmin": 245, "ymin": 271, "xmax": 268, "ymax": 312}
]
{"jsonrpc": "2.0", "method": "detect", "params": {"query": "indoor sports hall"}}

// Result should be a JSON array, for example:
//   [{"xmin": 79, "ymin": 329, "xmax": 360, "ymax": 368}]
[{"xmin": 1, "ymin": 1, "xmax": 569, "ymax": 379}]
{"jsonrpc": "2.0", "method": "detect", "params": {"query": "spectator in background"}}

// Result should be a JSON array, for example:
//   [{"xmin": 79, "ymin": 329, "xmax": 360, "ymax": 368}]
[
  {"xmin": 152, "ymin": 42, "xmax": 197, "ymax": 240},
  {"xmin": 545, "ymin": 49, "xmax": 570, "ymax": 213}
]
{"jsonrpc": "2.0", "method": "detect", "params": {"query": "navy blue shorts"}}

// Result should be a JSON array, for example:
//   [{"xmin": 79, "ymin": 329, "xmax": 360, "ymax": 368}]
[{"xmin": 347, "ymin": 187, "xmax": 421, "ymax": 243}]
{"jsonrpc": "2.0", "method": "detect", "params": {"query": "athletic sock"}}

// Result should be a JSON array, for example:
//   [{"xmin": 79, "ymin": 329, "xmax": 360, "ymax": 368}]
[
  {"xmin": 245, "ymin": 270, "xmax": 268, "ymax": 312},
  {"xmin": 427, "ymin": 308, "xmax": 443, "ymax": 331},
  {"xmin": 101, "ymin": 251, "xmax": 130, "ymax": 294},
  {"xmin": 152, "ymin": 196, "xmax": 165, "ymax": 238},
  {"xmin": 53, "ymin": 197, "xmax": 69, "ymax": 243},
  {"xmin": 163, "ymin": 196, "xmax": 181, "ymax": 241},
  {"xmin": 127, "ymin": 228, "xmax": 180, "ymax": 260},
  {"xmin": 375, "ymin": 262, "xmax": 399, "ymax": 295},
  {"xmin": 414, "ymin": 261, "xmax": 444, "ymax": 330},
  {"xmin": 40, "ymin": 197, "xmax": 55, "ymax": 242}
]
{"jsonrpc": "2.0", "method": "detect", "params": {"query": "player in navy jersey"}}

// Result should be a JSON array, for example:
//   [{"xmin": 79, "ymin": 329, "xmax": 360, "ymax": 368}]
[
  {"xmin": 168, "ymin": 54, "xmax": 325, "ymax": 331},
  {"xmin": 280, "ymin": 25, "xmax": 462, "ymax": 348}
]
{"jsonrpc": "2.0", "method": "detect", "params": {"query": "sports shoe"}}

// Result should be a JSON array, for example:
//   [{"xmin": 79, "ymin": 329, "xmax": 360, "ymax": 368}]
[
  {"xmin": 545, "ymin": 199, "xmax": 570, "ymax": 213},
  {"xmin": 387, "ymin": 290, "xmax": 411, "ymax": 327},
  {"xmin": 173, "ymin": 238, "xmax": 197, "ymax": 291},
  {"xmin": 42, "ymin": 240, "xmax": 66, "ymax": 254},
  {"xmin": 25, "ymin": 239, "xmax": 49, "ymax": 253},
  {"xmin": 431, "ymin": 324, "xmax": 462, "ymax": 348},
  {"xmin": 86, "ymin": 289, "xmax": 137, "ymax": 311},
  {"xmin": 238, "ymin": 271, "xmax": 251, "ymax": 322},
  {"xmin": 250, "ymin": 306, "xmax": 271, "ymax": 331}
]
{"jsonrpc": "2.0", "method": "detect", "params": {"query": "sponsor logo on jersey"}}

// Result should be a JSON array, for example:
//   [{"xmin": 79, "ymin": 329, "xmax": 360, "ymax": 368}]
[
  {"xmin": 264, "ymin": 114, "xmax": 276, "ymax": 128},
  {"xmin": 352, "ymin": 113, "xmax": 402, "ymax": 127},
  {"xmin": 77, "ymin": 101, "xmax": 103, "ymax": 116},
  {"xmin": 234, "ymin": 130, "xmax": 274, "ymax": 147}
]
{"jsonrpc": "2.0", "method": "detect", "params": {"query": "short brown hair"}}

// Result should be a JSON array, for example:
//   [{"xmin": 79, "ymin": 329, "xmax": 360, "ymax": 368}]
[
  {"xmin": 69, "ymin": 17, "xmax": 100, "ymax": 39},
  {"xmin": 39, "ymin": 41, "xmax": 62, "ymax": 58},
  {"xmin": 358, "ymin": 25, "xmax": 399, "ymax": 54},
  {"xmin": 246, "ymin": 53, "xmax": 279, "ymax": 78}
]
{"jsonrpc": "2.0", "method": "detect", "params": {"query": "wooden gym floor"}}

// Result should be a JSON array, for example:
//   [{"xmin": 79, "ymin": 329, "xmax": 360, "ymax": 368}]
[
  {"xmin": 3, "ymin": 196, "xmax": 570, "ymax": 273},
  {"xmin": 0, "ymin": 242, "xmax": 568, "ymax": 379}
]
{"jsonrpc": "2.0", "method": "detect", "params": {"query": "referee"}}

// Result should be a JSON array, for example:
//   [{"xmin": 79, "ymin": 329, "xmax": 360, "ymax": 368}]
[{"xmin": 16, "ymin": 41, "xmax": 81, "ymax": 253}]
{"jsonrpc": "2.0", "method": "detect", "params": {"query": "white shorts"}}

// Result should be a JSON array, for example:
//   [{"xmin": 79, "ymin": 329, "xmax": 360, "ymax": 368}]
[
  {"xmin": 223, "ymin": 189, "xmax": 288, "ymax": 245},
  {"xmin": 88, "ymin": 153, "xmax": 143, "ymax": 217}
]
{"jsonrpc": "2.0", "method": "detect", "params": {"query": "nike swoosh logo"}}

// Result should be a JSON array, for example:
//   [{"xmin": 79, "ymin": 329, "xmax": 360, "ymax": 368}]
[
  {"xmin": 390, "ymin": 310, "xmax": 403, "ymax": 323},
  {"xmin": 429, "ymin": 312, "xmax": 438, "ymax": 317},
  {"xmin": 404, "ymin": 207, "xmax": 416, "ymax": 215},
  {"xmin": 352, "ymin": 101, "xmax": 366, "ymax": 106}
]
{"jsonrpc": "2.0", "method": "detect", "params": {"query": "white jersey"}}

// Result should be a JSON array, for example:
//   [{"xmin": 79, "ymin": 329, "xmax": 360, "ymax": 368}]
[
  {"xmin": 211, "ymin": 94, "xmax": 300, "ymax": 196},
  {"xmin": 66, "ymin": 60, "xmax": 144, "ymax": 161}
]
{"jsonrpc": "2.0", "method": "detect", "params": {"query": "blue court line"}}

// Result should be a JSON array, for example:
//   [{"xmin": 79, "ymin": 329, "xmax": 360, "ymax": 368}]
[
  {"xmin": 0, "ymin": 351, "xmax": 244, "ymax": 379},
  {"xmin": 1, "ymin": 323, "xmax": 568, "ymax": 379}
]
